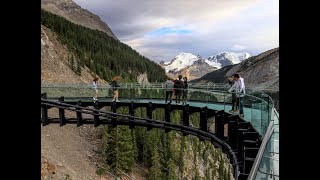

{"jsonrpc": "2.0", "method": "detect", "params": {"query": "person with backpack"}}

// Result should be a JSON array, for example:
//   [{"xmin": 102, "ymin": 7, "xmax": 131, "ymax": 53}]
[
  {"xmin": 174, "ymin": 75, "xmax": 184, "ymax": 104},
  {"xmin": 92, "ymin": 77, "xmax": 99, "ymax": 101},
  {"xmin": 227, "ymin": 76, "xmax": 237, "ymax": 113},
  {"xmin": 228, "ymin": 73, "xmax": 245, "ymax": 117},
  {"xmin": 182, "ymin": 77, "xmax": 188, "ymax": 105},
  {"xmin": 164, "ymin": 77, "xmax": 174, "ymax": 103},
  {"xmin": 110, "ymin": 76, "xmax": 121, "ymax": 102}
]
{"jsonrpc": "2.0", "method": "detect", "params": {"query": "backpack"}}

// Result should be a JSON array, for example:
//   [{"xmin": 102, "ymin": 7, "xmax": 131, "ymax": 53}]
[{"xmin": 109, "ymin": 81, "xmax": 116, "ymax": 89}]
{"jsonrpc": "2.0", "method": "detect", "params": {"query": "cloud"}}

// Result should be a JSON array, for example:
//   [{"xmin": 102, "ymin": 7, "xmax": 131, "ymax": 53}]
[
  {"xmin": 74, "ymin": 0, "xmax": 279, "ymax": 62},
  {"xmin": 231, "ymin": 45, "xmax": 246, "ymax": 51}
]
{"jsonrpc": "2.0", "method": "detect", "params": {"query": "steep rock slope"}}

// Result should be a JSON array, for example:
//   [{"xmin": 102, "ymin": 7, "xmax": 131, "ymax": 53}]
[{"xmin": 41, "ymin": 25, "xmax": 105, "ymax": 84}]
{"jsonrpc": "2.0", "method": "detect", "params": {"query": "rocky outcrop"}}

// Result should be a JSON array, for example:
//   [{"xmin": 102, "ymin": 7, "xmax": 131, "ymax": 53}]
[
  {"xmin": 41, "ymin": 0, "xmax": 117, "ymax": 39},
  {"xmin": 137, "ymin": 73, "xmax": 150, "ymax": 85}
]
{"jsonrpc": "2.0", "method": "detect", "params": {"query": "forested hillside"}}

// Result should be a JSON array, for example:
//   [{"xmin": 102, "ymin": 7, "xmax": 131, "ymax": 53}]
[{"xmin": 41, "ymin": 9, "xmax": 166, "ymax": 82}]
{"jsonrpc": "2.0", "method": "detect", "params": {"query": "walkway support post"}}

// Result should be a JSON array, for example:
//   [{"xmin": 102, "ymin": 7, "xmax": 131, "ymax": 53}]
[
  {"xmin": 228, "ymin": 114, "xmax": 239, "ymax": 149},
  {"xmin": 165, "ymin": 103, "xmax": 171, "ymax": 133},
  {"xmin": 129, "ymin": 101, "xmax": 135, "ymax": 129},
  {"xmin": 147, "ymin": 102, "xmax": 153, "ymax": 131},
  {"xmin": 200, "ymin": 107, "xmax": 208, "ymax": 132},
  {"xmin": 111, "ymin": 101, "xmax": 117, "ymax": 127},
  {"xmin": 41, "ymin": 93, "xmax": 48, "ymax": 126},
  {"xmin": 76, "ymin": 100, "xmax": 83, "ymax": 127},
  {"xmin": 93, "ymin": 101, "xmax": 100, "ymax": 127},
  {"xmin": 215, "ymin": 110, "xmax": 224, "ymax": 139},
  {"xmin": 182, "ymin": 104, "xmax": 189, "ymax": 136},
  {"xmin": 58, "ymin": 96, "xmax": 66, "ymax": 126}
]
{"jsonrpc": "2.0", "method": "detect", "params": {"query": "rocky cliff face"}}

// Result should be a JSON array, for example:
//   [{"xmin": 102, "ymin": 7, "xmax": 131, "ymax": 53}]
[
  {"xmin": 137, "ymin": 73, "xmax": 150, "ymax": 85},
  {"xmin": 41, "ymin": 0, "xmax": 117, "ymax": 39}
]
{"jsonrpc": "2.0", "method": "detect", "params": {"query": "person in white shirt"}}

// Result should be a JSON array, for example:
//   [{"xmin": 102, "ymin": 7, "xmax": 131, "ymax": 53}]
[
  {"xmin": 228, "ymin": 73, "xmax": 245, "ymax": 117},
  {"xmin": 164, "ymin": 77, "xmax": 174, "ymax": 103},
  {"xmin": 92, "ymin": 77, "xmax": 99, "ymax": 101}
]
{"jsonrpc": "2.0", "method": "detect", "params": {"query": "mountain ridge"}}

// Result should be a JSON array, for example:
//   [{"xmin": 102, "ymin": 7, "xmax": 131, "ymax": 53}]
[
  {"xmin": 193, "ymin": 47, "xmax": 279, "ymax": 88},
  {"xmin": 160, "ymin": 51, "xmax": 251, "ymax": 80},
  {"xmin": 41, "ymin": 0, "xmax": 118, "ymax": 39}
]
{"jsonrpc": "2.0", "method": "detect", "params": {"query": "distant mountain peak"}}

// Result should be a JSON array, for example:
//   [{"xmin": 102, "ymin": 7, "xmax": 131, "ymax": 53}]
[
  {"xmin": 159, "ymin": 51, "xmax": 251, "ymax": 80},
  {"xmin": 208, "ymin": 52, "xmax": 251, "ymax": 67}
]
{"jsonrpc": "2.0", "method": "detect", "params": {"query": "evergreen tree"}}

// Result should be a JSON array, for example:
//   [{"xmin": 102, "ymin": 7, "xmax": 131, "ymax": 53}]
[
  {"xmin": 149, "ymin": 144, "xmax": 162, "ymax": 179},
  {"xmin": 218, "ymin": 157, "xmax": 225, "ymax": 180},
  {"xmin": 76, "ymin": 59, "xmax": 81, "ymax": 75},
  {"xmin": 178, "ymin": 136, "xmax": 186, "ymax": 177},
  {"xmin": 70, "ymin": 55, "xmax": 75, "ymax": 71}
]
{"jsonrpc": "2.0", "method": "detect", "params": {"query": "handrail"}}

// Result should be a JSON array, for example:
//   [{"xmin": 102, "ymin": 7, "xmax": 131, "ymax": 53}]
[
  {"xmin": 41, "ymin": 83, "xmax": 279, "ymax": 91},
  {"xmin": 247, "ymin": 120, "xmax": 274, "ymax": 180},
  {"xmin": 41, "ymin": 86, "xmax": 270, "ymax": 106},
  {"xmin": 258, "ymin": 168, "xmax": 279, "ymax": 177}
]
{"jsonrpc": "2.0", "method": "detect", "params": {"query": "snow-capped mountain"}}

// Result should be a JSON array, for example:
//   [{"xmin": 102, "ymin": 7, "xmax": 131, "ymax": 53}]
[
  {"xmin": 208, "ymin": 52, "xmax": 251, "ymax": 67},
  {"xmin": 160, "ymin": 51, "xmax": 251, "ymax": 80},
  {"xmin": 160, "ymin": 52, "xmax": 221, "ymax": 73}
]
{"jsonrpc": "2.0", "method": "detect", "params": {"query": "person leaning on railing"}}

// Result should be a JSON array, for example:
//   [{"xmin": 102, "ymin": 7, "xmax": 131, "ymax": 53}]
[
  {"xmin": 174, "ymin": 75, "xmax": 184, "ymax": 104},
  {"xmin": 164, "ymin": 77, "xmax": 174, "ymax": 103},
  {"xmin": 182, "ymin": 77, "xmax": 188, "ymax": 105},
  {"xmin": 110, "ymin": 76, "xmax": 121, "ymax": 102},
  {"xmin": 227, "ymin": 76, "xmax": 237, "ymax": 113},
  {"xmin": 92, "ymin": 77, "xmax": 99, "ymax": 101},
  {"xmin": 228, "ymin": 73, "xmax": 245, "ymax": 117}
]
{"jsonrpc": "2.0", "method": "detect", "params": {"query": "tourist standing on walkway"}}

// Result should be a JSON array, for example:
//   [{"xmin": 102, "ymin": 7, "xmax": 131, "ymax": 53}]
[
  {"xmin": 182, "ymin": 77, "xmax": 188, "ymax": 105},
  {"xmin": 110, "ymin": 76, "xmax": 121, "ymax": 102},
  {"xmin": 227, "ymin": 76, "xmax": 238, "ymax": 112},
  {"xmin": 228, "ymin": 73, "xmax": 245, "ymax": 117},
  {"xmin": 174, "ymin": 75, "xmax": 184, "ymax": 104},
  {"xmin": 92, "ymin": 77, "xmax": 99, "ymax": 101},
  {"xmin": 164, "ymin": 77, "xmax": 174, "ymax": 103}
]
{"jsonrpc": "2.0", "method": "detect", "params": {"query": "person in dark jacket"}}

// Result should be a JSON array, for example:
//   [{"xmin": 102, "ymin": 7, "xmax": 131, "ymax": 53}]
[
  {"xmin": 174, "ymin": 75, "xmax": 184, "ymax": 103},
  {"xmin": 110, "ymin": 76, "xmax": 121, "ymax": 102},
  {"xmin": 227, "ymin": 76, "xmax": 237, "ymax": 112},
  {"xmin": 182, "ymin": 77, "xmax": 188, "ymax": 105}
]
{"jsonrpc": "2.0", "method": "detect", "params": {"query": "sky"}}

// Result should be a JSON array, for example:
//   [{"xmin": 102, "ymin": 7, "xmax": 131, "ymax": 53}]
[{"xmin": 74, "ymin": 0, "xmax": 279, "ymax": 63}]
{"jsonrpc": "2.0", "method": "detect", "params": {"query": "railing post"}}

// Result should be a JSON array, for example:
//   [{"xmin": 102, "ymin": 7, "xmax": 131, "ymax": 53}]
[
  {"xmin": 41, "ymin": 93, "xmax": 48, "ymax": 126},
  {"xmin": 200, "ymin": 107, "xmax": 208, "ymax": 132},
  {"xmin": 129, "ymin": 101, "xmax": 135, "ymax": 129},
  {"xmin": 58, "ymin": 96, "xmax": 66, "ymax": 126},
  {"xmin": 76, "ymin": 100, "xmax": 83, "ymax": 127},
  {"xmin": 215, "ymin": 110, "xmax": 224, "ymax": 139},
  {"xmin": 93, "ymin": 101, "xmax": 100, "ymax": 127}
]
